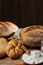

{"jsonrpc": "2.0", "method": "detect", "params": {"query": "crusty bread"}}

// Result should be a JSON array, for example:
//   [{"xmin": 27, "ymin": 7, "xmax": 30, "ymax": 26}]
[
  {"xmin": 0, "ymin": 38, "xmax": 8, "ymax": 58},
  {"xmin": 0, "ymin": 21, "xmax": 18, "ymax": 37},
  {"xmin": 6, "ymin": 39, "xmax": 24, "ymax": 59},
  {"xmin": 20, "ymin": 25, "xmax": 43, "ymax": 46}
]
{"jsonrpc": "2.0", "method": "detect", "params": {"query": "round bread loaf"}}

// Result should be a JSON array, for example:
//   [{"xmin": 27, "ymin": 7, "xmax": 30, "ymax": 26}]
[{"xmin": 20, "ymin": 25, "xmax": 43, "ymax": 46}]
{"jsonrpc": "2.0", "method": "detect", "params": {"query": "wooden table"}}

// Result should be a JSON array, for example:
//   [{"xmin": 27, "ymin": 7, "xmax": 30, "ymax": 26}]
[
  {"xmin": 0, "ymin": 57, "xmax": 43, "ymax": 65},
  {"xmin": 0, "ymin": 57, "xmax": 25, "ymax": 65}
]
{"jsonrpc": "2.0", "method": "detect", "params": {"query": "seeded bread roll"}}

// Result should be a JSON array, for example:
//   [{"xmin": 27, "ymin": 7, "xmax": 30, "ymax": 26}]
[
  {"xmin": 6, "ymin": 39, "xmax": 24, "ymax": 59},
  {"xmin": 20, "ymin": 25, "xmax": 43, "ymax": 46},
  {"xmin": 0, "ymin": 38, "xmax": 8, "ymax": 58}
]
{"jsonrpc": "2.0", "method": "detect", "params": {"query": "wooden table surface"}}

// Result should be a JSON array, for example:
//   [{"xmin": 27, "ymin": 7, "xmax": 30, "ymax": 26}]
[
  {"xmin": 0, "ymin": 57, "xmax": 43, "ymax": 65},
  {"xmin": 0, "ymin": 57, "xmax": 25, "ymax": 65}
]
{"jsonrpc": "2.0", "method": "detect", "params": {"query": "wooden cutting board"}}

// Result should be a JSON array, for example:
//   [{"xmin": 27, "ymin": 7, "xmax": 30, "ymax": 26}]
[{"xmin": 0, "ymin": 57, "xmax": 25, "ymax": 65}]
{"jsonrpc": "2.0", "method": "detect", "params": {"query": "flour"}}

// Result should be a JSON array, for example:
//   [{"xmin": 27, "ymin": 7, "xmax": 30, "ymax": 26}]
[
  {"xmin": 14, "ymin": 29, "xmax": 22, "ymax": 40},
  {"xmin": 22, "ymin": 50, "xmax": 43, "ymax": 64}
]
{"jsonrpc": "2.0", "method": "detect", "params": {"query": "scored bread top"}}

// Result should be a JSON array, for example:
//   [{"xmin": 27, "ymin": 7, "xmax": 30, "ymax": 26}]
[
  {"xmin": 0, "ymin": 21, "xmax": 19, "ymax": 37},
  {"xmin": 20, "ymin": 25, "xmax": 43, "ymax": 46}
]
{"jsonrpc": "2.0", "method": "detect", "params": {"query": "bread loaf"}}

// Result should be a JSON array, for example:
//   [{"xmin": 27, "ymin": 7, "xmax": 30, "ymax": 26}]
[
  {"xmin": 0, "ymin": 21, "xmax": 18, "ymax": 37},
  {"xmin": 20, "ymin": 25, "xmax": 43, "ymax": 46},
  {"xmin": 6, "ymin": 39, "xmax": 24, "ymax": 59},
  {"xmin": 0, "ymin": 38, "xmax": 8, "ymax": 58}
]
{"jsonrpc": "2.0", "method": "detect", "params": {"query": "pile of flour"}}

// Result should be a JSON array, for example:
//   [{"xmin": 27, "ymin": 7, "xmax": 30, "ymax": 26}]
[{"xmin": 22, "ymin": 50, "xmax": 43, "ymax": 64}]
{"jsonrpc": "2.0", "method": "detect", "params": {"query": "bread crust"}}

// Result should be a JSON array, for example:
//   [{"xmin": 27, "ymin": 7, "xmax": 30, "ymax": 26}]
[
  {"xmin": 6, "ymin": 39, "xmax": 24, "ymax": 59},
  {"xmin": 0, "ymin": 38, "xmax": 8, "ymax": 58},
  {"xmin": 0, "ymin": 21, "xmax": 19, "ymax": 37},
  {"xmin": 20, "ymin": 25, "xmax": 43, "ymax": 46}
]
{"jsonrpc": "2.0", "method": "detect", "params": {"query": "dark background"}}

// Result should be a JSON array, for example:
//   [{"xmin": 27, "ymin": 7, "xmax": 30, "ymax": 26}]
[{"xmin": 0, "ymin": 0, "xmax": 43, "ymax": 27}]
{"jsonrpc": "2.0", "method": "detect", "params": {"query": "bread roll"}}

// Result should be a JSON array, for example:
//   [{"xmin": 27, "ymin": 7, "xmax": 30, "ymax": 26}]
[
  {"xmin": 20, "ymin": 25, "xmax": 43, "ymax": 46},
  {"xmin": 6, "ymin": 39, "xmax": 23, "ymax": 59}
]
